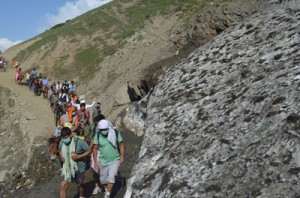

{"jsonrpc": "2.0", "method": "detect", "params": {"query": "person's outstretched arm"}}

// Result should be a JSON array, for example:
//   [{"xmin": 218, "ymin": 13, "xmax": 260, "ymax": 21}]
[
  {"xmin": 71, "ymin": 100, "xmax": 79, "ymax": 109},
  {"xmin": 86, "ymin": 97, "xmax": 96, "ymax": 108}
]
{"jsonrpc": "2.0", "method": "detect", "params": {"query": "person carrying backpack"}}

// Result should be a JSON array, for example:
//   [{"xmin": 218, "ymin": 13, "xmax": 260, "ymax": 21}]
[
  {"xmin": 59, "ymin": 127, "xmax": 91, "ymax": 198},
  {"xmin": 73, "ymin": 102, "xmax": 90, "ymax": 137},
  {"xmin": 93, "ymin": 119, "xmax": 124, "ymax": 198},
  {"xmin": 75, "ymin": 103, "xmax": 90, "ymax": 126},
  {"xmin": 62, "ymin": 80, "xmax": 69, "ymax": 94}
]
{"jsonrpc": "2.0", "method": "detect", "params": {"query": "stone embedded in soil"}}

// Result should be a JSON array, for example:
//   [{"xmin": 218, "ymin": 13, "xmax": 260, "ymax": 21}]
[
  {"xmin": 0, "ymin": 170, "xmax": 9, "ymax": 183},
  {"xmin": 23, "ymin": 112, "xmax": 36, "ymax": 120},
  {"xmin": 21, "ymin": 179, "xmax": 32, "ymax": 187}
]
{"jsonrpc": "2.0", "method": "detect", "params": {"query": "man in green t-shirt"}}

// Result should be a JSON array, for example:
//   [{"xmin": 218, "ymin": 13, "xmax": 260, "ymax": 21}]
[
  {"xmin": 93, "ymin": 119, "xmax": 125, "ymax": 198},
  {"xmin": 59, "ymin": 127, "xmax": 91, "ymax": 198}
]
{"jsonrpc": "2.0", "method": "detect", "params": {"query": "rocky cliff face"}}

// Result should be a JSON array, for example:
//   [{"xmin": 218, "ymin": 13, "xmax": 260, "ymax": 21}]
[{"xmin": 126, "ymin": 4, "xmax": 300, "ymax": 198}]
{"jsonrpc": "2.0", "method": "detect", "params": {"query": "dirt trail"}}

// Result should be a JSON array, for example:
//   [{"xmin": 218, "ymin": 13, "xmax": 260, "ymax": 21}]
[
  {"xmin": 0, "ymin": 68, "xmax": 54, "ymax": 145},
  {"xmin": 0, "ymin": 68, "xmax": 142, "ymax": 198}
]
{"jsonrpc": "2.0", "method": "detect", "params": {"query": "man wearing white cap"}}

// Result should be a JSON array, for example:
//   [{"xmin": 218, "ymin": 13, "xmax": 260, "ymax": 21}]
[
  {"xmin": 71, "ymin": 98, "xmax": 96, "ymax": 110},
  {"xmin": 93, "ymin": 119, "xmax": 124, "ymax": 198}
]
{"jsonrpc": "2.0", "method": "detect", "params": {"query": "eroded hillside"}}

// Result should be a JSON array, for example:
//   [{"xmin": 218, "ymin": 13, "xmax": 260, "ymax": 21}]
[{"xmin": 3, "ymin": 0, "xmax": 265, "ymax": 123}]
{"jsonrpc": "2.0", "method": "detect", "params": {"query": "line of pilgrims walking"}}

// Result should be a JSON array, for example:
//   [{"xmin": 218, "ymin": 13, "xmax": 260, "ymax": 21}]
[{"xmin": 13, "ymin": 62, "xmax": 126, "ymax": 198}]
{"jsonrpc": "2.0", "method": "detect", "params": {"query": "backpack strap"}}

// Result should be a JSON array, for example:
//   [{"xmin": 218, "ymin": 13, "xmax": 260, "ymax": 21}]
[
  {"xmin": 97, "ymin": 130, "xmax": 101, "ymax": 145},
  {"xmin": 99, "ymin": 129, "xmax": 120, "ymax": 154},
  {"xmin": 75, "ymin": 138, "xmax": 78, "ymax": 154},
  {"xmin": 114, "ymin": 129, "xmax": 120, "ymax": 154}
]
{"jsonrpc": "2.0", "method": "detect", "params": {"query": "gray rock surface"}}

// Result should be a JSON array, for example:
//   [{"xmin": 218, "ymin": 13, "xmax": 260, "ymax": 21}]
[
  {"xmin": 116, "ymin": 99, "xmax": 148, "ymax": 137},
  {"xmin": 116, "ymin": 84, "xmax": 132, "ymax": 105},
  {"xmin": 126, "ymin": 6, "xmax": 300, "ymax": 198},
  {"xmin": 170, "ymin": 0, "xmax": 265, "ymax": 48}
]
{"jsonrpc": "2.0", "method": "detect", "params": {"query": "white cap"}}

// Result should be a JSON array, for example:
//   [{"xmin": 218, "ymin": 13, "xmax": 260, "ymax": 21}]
[{"xmin": 80, "ymin": 100, "xmax": 86, "ymax": 104}]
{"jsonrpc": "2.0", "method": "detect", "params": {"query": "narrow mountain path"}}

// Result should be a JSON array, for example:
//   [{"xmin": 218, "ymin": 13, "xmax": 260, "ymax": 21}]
[
  {"xmin": 0, "ymin": 68, "xmax": 54, "ymax": 145},
  {"xmin": 0, "ymin": 68, "xmax": 143, "ymax": 198}
]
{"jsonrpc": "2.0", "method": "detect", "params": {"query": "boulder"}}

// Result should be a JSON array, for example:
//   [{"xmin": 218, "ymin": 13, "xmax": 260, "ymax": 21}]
[
  {"xmin": 127, "ymin": 6, "xmax": 300, "ymax": 198},
  {"xmin": 115, "ymin": 84, "xmax": 131, "ymax": 105}
]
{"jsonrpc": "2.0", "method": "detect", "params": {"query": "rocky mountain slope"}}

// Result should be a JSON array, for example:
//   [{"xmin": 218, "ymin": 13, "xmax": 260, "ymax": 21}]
[
  {"xmin": 126, "ymin": 3, "xmax": 300, "ymax": 198},
  {"xmin": 1, "ymin": 0, "xmax": 296, "ymax": 197},
  {"xmin": 2, "ymin": 0, "xmax": 266, "ymax": 124}
]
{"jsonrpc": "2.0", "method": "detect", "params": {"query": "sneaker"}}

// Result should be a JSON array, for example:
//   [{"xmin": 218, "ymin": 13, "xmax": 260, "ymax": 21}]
[
  {"xmin": 92, "ymin": 186, "xmax": 101, "ymax": 195},
  {"xmin": 99, "ymin": 185, "xmax": 106, "ymax": 192},
  {"xmin": 104, "ymin": 192, "xmax": 111, "ymax": 198}
]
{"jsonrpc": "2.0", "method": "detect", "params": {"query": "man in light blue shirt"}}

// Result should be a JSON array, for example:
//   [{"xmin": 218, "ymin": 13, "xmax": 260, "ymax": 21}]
[
  {"xmin": 31, "ymin": 68, "xmax": 37, "ymax": 76},
  {"xmin": 42, "ymin": 76, "xmax": 49, "ymax": 87},
  {"xmin": 69, "ymin": 80, "xmax": 77, "ymax": 92}
]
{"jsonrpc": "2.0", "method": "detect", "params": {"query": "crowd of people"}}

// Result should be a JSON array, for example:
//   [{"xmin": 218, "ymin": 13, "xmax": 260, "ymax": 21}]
[{"xmin": 13, "ymin": 63, "xmax": 125, "ymax": 198}]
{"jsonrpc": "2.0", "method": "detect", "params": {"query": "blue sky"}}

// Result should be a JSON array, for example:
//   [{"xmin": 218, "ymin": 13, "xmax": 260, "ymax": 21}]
[{"xmin": 0, "ymin": 0, "xmax": 112, "ymax": 52}]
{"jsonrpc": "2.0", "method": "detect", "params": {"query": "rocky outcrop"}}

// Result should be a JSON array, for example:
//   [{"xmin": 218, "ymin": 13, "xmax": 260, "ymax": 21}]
[
  {"xmin": 170, "ymin": 0, "xmax": 266, "ymax": 49},
  {"xmin": 116, "ymin": 98, "xmax": 148, "ymax": 137},
  {"xmin": 115, "ymin": 81, "xmax": 150, "ymax": 106},
  {"xmin": 126, "ymin": 6, "xmax": 300, "ymax": 198}
]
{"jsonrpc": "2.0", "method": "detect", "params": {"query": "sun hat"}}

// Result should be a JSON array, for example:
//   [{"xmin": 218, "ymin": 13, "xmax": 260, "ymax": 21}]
[{"xmin": 63, "ymin": 122, "xmax": 73, "ymax": 130}]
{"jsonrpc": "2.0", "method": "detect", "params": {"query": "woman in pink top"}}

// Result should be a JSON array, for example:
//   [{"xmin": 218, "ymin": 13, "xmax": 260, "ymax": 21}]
[{"xmin": 16, "ymin": 68, "xmax": 22, "ymax": 81}]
